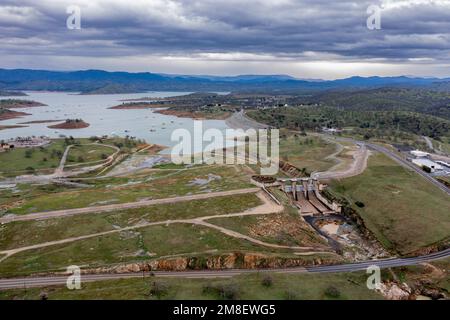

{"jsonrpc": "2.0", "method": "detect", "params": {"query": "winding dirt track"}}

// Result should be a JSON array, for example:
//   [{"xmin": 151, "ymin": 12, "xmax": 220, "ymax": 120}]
[
  {"xmin": 0, "ymin": 191, "xmax": 330, "ymax": 263},
  {"xmin": 312, "ymin": 143, "xmax": 370, "ymax": 180},
  {"xmin": 0, "ymin": 188, "xmax": 260, "ymax": 224}
]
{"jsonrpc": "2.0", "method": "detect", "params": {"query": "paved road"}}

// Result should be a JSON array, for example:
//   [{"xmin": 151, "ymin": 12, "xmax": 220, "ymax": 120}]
[
  {"xmin": 0, "ymin": 188, "xmax": 260, "ymax": 224},
  {"xmin": 364, "ymin": 141, "xmax": 450, "ymax": 196},
  {"xmin": 1, "ymin": 248, "xmax": 448, "ymax": 289},
  {"xmin": 328, "ymin": 135, "xmax": 450, "ymax": 195}
]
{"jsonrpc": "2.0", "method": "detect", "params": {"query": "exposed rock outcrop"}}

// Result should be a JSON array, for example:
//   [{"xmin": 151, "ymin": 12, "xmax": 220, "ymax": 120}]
[{"xmin": 72, "ymin": 252, "xmax": 340, "ymax": 275}]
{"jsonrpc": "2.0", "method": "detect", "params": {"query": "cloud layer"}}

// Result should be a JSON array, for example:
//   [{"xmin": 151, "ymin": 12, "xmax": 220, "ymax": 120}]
[{"xmin": 1, "ymin": 0, "xmax": 450, "ymax": 78}]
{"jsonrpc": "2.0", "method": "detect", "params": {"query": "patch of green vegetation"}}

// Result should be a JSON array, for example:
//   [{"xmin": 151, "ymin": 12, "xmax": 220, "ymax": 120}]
[
  {"xmin": 0, "ymin": 223, "xmax": 296, "ymax": 277},
  {"xmin": 65, "ymin": 144, "xmax": 116, "ymax": 165},
  {"xmin": 0, "ymin": 140, "xmax": 66, "ymax": 176},
  {"xmin": 152, "ymin": 162, "xmax": 186, "ymax": 170},
  {"xmin": 329, "ymin": 152, "xmax": 450, "ymax": 254},
  {"xmin": 0, "ymin": 193, "xmax": 262, "ymax": 250},
  {"xmin": 8, "ymin": 165, "xmax": 254, "ymax": 214},
  {"xmin": 248, "ymin": 104, "xmax": 450, "ymax": 140},
  {"xmin": 0, "ymin": 272, "xmax": 383, "ymax": 300},
  {"xmin": 279, "ymin": 133, "xmax": 337, "ymax": 173}
]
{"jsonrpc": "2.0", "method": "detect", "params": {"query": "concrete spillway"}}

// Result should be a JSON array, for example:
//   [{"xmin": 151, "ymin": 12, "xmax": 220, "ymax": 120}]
[
  {"xmin": 278, "ymin": 177, "xmax": 337, "ymax": 216},
  {"xmin": 296, "ymin": 191, "xmax": 319, "ymax": 215},
  {"xmin": 307, "ymin": 191, "xmax": 331, "ymax": 213}
]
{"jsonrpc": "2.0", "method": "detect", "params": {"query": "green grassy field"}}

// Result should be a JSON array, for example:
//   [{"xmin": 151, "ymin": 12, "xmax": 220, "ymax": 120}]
[
  {"xmin": 6, "ymin": 165, "xmax": 254, "ymax": 215},
  {"xmin": 279, "ymin": 134, "xmax": 337, "ymax": 173},
  {"xmin": 329, "ymin": 152, "xmax": 450, "ymax": 254},
  {"xmin": 0, "ymin": 272, "xmax": 383, "ymax": 300},
  {"xmin": 0, "ymin": 140, "xmax": 66, "ymax": 176},
  {"xmin": 0, "ymin": 222, "xmax": 304, "ymax": 277},
  {"xmin": 65, "ymin": 144, "xmax": 116, "ymax": 165},
  {"xmin": 0, "ymin": 193, "xmax": 262, "ymax": 251},
  {"xmin": 0, "ymin": 138, "xmax": 134, "ymax": 178}
]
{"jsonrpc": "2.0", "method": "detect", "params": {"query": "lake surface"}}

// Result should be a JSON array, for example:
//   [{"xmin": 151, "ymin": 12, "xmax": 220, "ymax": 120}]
[{"xmin": 0, "ymin": 91, "xmax": 232, "ymax": 153}]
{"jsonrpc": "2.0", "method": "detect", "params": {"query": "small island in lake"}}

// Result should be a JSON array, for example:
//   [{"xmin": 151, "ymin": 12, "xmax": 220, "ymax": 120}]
[
  {"xmin": 48, "ymin": 119, "xmax": 90, "ymax": 129},
  {"xmin": 0, "ymin": 99, "xmax": 46, "ymax": 108},
  {"xmin": 0, "ymin": 108, "xmax": 31, "ymax": 121},
  {"xmin": 108, "ymin": 102, "xmax": 168, "ymax": 109},
  {"xmin": 0, "ymin": 124, "xmax": 28, "ymax": 131}
]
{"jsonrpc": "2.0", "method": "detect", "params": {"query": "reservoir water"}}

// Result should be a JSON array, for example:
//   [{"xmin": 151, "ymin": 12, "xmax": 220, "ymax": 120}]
[{"xmin": 0, "ymin": 91, "xmax": 232, "ymax": 153}]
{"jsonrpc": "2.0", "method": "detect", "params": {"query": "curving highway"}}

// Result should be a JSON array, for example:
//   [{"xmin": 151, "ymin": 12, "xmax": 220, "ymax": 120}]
[{"xmin": 327, "ymin": 135, "xmax": 450, "ymax": 196}]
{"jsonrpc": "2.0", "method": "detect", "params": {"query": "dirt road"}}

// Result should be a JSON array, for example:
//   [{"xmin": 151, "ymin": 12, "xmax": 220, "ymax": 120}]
[
  {"xmin": 0, "ymin": 191, "xmax": 328, "ymax": 263},
  {"xmin": 312, "ymin": 143, "xmax": 370, "ymax": 180},
  {"xmin": 0, "ymin": 188, "xmax": 261, "ymax": 224}
]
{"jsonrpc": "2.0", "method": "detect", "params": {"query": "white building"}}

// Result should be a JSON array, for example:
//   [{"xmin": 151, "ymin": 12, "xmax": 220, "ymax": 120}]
[
  {"xmin": 410, "ymin": 150, "xmax": 429, "ymax": 158},
  {"xmin": 412, "ymin": 158, "xmax": 443, "ymax": 172}
]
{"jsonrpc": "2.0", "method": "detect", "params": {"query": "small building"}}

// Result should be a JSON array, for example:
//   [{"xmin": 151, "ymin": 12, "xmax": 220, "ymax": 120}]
[
  {"xmin": 410, "ymin": 150, "xmax": 429, "ymax": 158},
  {"xmin": 322, "ymin": 127, "xmax": 342, "ymax": 134},
  {"xmin": 0, "ymin": 143, "xmax": 13, "ymax": 150},
  {"xmin": 412, "ymin": 158, "xmax": 443, "ymax": 172}
]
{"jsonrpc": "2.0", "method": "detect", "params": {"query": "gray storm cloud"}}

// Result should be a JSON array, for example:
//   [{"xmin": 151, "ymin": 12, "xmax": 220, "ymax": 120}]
[{"xmin": 0, "ymin": 0, "xmax": 449, "ymax": 78}]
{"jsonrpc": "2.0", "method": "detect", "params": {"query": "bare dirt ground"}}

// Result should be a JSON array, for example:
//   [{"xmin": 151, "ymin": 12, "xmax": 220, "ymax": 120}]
[{"xmin": 312, "ymin": 143, "xmax": 370, "ymax": 180}]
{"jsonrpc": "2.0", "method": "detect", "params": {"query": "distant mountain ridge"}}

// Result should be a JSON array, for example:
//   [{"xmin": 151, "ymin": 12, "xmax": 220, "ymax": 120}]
[{"xmin": 0, "ymin": 68, "xmax": 449, "ymax": 94}]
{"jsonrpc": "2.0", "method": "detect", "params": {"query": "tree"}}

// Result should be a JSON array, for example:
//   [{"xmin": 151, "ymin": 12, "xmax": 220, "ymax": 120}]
[
  {"xmin": 149, "ymin": 281, "xmax": 170, "ymax": 299},
  {"xmin": 24, "ymin": 149, "xmax": 33, "ymax": 158},
  {"xmin": 39, "ymin": 291, "xmax": 48, "ymax": 300},
  {"xmin": 355, "ymin": 201, "xmax": 365, "ymax": 208},
  {"xmin": 261, "ymin": 275, "xmax": 273, "ymax": 287},
  {"xmin": 324, "ymin": 286, "xmax": 341, "ymax": 298}
]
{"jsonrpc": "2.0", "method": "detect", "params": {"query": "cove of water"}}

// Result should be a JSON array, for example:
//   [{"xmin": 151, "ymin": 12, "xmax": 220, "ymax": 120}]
[{"xmin": 0, "ymin": 91, "xmax": 232, "ymax": 154}]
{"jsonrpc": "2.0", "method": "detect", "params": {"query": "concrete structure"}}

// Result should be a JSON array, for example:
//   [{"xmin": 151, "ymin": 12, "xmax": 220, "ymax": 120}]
[
  {"xmin": 322, "ymin": 127, "xmax": 342, "ymax": 134},
  {"xmin": 436, "ymin": 160, "xmax": 450, "ymax": 169},
  {"xmin": 278, "ymin": 177, "xmax": 341, "ymax": 216},
  {"xmin": 412, "ymin": 158, "xmax": 444, "ymax": 172},
  {"xmin": 410, "ymin": 150, "xmax": 429, "ymax": 158}
]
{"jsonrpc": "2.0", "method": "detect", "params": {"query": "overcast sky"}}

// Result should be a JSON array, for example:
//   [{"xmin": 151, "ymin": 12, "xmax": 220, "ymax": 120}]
[{"xmin": 1, "ymin": 0, "xmax": 450, "ymax": 79}]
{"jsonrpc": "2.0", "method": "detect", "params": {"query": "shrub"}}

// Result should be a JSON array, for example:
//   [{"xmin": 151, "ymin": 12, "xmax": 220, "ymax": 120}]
[
  {"xmin": 355, "ymin": 201, "xmax": 365, "ymax": 208},
  {"xmin": 149, "ymin": 281, "xmax": 170, "ymax": 299},
  {"xmin": 261, "ymin": 275, "xmax": 273, "ymax": 287},
  {"xmin": 283, "ymin": 290, "xmax": 298, "ymax": 300},
  {"xmin": 202, "ymin": 282, "xmax": 240, "ymax": 300},
  {"xmin": 324, "ymin": 286, "xmax": 341, "ymax": 298}
]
